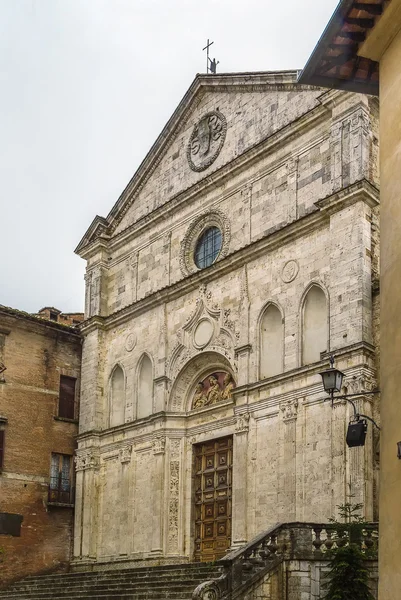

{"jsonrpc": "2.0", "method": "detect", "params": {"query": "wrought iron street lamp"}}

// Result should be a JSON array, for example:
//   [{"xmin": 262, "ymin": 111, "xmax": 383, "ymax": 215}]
[
  {"xmin": 319, "ymin": 355, "xmax": 380, "ymax": 447},
  {"xmin": 319, "ymin": 355, "xmax": 345, "ymax": 403}
]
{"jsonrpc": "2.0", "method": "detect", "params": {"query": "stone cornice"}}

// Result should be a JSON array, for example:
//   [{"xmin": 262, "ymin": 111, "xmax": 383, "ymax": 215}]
[
  {"xmin": 234, "ymin": 341, "xmax": 376, "ymax": 396},
  {"xmin": 315, "ymin": 178, "xmax": 379, "ymax": 213},
  {"xmin": 77, "ymin": 343, "xmax": 376, "ymax": 444},
  {"xmin": 79, "ymin": 179, "xmax": 378, "ymax": 334}
]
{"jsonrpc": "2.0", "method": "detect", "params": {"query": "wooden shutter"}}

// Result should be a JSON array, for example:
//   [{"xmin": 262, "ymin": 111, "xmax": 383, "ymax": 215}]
[
  {"xmin": 59, "ymin": 376, "xmax": 76, "ymax": 419},
  {"xmin": 0, "ymin": 430, "xmax": 5, "ymax": 469}
]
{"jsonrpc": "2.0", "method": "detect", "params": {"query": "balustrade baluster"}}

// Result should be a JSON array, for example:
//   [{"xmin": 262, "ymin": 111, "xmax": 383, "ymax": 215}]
[
  {"xmin": 325, "ymin": 528, "xmax": 334, "ymax": 551},
  {"xmin": 312, "ymin": 527, "xmax": 323, "ymax": 552}
]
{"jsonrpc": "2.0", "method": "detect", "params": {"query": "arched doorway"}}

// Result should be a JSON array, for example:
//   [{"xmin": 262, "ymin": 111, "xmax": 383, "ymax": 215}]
[{"xmin": 168, "ymin": 352, "xmax": 237, "ymax": 561}]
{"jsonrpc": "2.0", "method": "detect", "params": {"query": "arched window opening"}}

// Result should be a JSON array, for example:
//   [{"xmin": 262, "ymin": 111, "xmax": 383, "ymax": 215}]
[
  {"xmin": 260, "ymin": 304, "xmax": 283, "ymax": 379},
  {"xmin": 137, "ymin": 354, "xmax": 153, "ymax": 419},
  {"xmin": 302, "ymin": 285, "xmax": 328, "ymax": 365},
  {"xmin": 109, "ymin": 365, "xmax": 125, "ymax": 427}
]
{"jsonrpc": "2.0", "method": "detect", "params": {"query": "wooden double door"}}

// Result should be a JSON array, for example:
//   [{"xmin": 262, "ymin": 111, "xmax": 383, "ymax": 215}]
[{"xmin": 193, "ymin": 436, "xmax": 233, "ymax": 562}]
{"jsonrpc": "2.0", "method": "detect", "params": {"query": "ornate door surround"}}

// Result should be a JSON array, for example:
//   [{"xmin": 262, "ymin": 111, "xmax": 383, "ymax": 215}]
[{"xmin": 193, "ymin": 436, "xmax": 233, "ymax": 562}]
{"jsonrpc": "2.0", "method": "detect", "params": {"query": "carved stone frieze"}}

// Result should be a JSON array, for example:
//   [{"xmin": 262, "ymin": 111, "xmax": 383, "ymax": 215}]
[
  {"xmin": 168, "ymin": 440, "xmax": 181, "ymax": 552},
  {"xmin": 187, "ymin": 111, "xmax": 227, "ymax": 172}
]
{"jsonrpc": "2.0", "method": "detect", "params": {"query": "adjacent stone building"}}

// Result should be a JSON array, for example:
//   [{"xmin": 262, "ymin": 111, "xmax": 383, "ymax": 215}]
[
  {"xmin": 299, "ymin": 1, "xmax": 399, "ymax": 596},
  {"xmin": 0, "ymin": 305, "xmax": 82, "ymax": 585},
  {"xmin": 74, "ymin": 71, "xmax": 380, "ymax": 569}
]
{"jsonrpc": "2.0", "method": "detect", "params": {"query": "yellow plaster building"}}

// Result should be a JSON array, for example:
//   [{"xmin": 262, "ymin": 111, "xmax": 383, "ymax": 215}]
[{"xmin": 300, "ymin": 0, "xmax": 401, "ymax": 596}]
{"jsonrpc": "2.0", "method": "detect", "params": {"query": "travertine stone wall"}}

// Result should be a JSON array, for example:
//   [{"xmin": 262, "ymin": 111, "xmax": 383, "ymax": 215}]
[{"xmin": 74, "ymin": 73, "xmax": 379, "ymax": 567}]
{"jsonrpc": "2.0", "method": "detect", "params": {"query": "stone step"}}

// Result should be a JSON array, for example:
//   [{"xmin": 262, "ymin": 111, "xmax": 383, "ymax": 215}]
[
  {"xmin": 0, "ymin": 594, "xmax": 195, "ymax": 600},
  {"xmin": 0, "ymin": 563, "xmax": 222, "ymax": 600},
  {"xmin": 21, "ymin": 567, "xmax": 221, "ymax": 584},
  {"xmin": 2, "ymin": 572, "xmax": 221, "ymax": 592},
  {"xmin": 1, "ymin": 580, "xmax": 205, "ymax": 596}
]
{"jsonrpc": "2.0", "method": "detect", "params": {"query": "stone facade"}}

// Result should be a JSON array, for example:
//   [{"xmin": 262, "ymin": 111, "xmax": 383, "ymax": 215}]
[
  {"xmin": 74, "ymin": 72, "xmax": 380, "ymax": 568},
  {"xmin": 0, "ymin": 306, "xmax": 81, "ymax": 585}
]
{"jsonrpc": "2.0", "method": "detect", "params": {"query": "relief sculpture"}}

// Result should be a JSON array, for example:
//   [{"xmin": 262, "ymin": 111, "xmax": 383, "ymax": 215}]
[{"xmin": 192, "ymin": 372, "xmax": 235, "ymax": 409}]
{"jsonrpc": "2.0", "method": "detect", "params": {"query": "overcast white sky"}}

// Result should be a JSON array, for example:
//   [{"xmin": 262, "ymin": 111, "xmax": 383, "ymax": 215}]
[{"xmin": 0, "ymin": 0, "xmax": 338, "ymax": 314}]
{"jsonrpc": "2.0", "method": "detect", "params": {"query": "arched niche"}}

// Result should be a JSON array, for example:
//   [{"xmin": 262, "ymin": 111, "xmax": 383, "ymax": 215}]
[
  {"xmin": 109, "ymin": 364, "xmax": 125, "ymax": 427},
  {"xmin": 137, "ymin": 354, "xmax": 153, "ymax": 419},
  {"xmin": 302, "ymin": 284, "xmax": 329, "ymax": 365},
  {"xmin": 168, "ymin": 351, "xmax": 235, "ymax": 412},
  {"xmin": 259, "ymin": 303, "xmax": 284, "ymax": 379}
]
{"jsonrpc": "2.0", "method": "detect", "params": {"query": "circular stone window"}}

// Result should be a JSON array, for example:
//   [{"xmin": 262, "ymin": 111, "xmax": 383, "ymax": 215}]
[
  {"xmin": 194, "ymin": 227, "xmax": 222, "ymax": 269},
  {"xmin": 179, "ymin": 210, "xmax": 231, "ymax": 276}
]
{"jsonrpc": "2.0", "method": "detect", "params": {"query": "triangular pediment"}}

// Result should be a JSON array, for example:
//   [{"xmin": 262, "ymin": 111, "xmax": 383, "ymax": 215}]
[{"xmin": 76, "ymin": 71, "xmax": 324, "ymax": 255}]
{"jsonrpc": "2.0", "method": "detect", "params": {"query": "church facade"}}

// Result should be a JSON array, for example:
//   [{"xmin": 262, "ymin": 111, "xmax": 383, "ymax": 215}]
[{"xmin": 73, "ymin": 72, "xmax": 379, "ymax": 569}]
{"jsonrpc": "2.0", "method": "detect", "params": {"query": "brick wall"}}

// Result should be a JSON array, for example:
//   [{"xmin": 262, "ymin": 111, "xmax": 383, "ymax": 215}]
[{"xmin": 0, "ymin": 308, "xmax": 81, "ymax": 586}]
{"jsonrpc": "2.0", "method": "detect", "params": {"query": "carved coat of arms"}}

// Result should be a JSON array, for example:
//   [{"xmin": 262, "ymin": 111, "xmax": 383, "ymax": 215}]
[{"xmin": 187, "ymin": 111, "xmax": 227, "ymax": 171}]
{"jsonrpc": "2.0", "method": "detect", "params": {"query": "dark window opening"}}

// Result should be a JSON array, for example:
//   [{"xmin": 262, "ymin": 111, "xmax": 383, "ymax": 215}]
[
  {"xmin": 58, "ymin": 375, "xmax": 76, "ymax": 420},
  {"xmin": 49, "ymin": 311, "xmax": 58, "ymax": 322},
  {"xmin": 49, "ymin": 453, "xmax": 73, "ymax": 504}
]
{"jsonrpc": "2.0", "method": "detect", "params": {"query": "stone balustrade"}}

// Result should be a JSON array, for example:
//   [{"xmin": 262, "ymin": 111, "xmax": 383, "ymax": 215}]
[{"xmin": 192, "ymin": 521, "xmax": 379, "ymax": 600}]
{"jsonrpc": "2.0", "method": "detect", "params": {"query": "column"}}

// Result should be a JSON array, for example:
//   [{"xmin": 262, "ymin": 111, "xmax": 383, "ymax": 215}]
[
  {"xmin": 231, "ymin": 413, "xmax": 250, "ymax": 548},
  {"xmin": 151, "ymin": 436, "xmax": 166, "ymax": 555}
]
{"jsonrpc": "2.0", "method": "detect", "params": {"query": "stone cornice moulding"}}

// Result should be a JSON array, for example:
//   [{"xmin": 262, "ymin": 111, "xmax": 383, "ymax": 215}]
[
  {"xmin": 233, "ymin": 340, "xmax": 376, "ymax": 396},
  {"xmin": 77, "ymin": 348, "xmax": 375, "ymax": 444},
  {"xmin": 79, "ymin": 179, "xmax": 378, "ymax": 335},
  {"xmin": 76, "ymin": 84, "xmax": 347, "ymax": 259},
  {"xmin": 315, "ymin": 178, "xmax": 379, "ymax": 213}
]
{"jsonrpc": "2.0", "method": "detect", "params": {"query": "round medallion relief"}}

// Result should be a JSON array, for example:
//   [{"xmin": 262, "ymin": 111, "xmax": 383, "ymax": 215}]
[
  {"xmin": 281, "ymin": 260, "xmax": 299, "ymax": 283},
  {"xmin": 187, "ymin": 111, "xmax": 227, "ymax": 172},
  {"xmin": 193, "ymin": 319, "xmax": 214, "ymax": 349},
  {"xmin": 125, "ymin": 332, "xmax": 137, "ymax": 352}
]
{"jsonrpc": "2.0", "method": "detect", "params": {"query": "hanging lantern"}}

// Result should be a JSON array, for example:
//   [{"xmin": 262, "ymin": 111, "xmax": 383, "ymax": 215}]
[{"xmin": 319, "ymin": 356, "xmax": 345, "ymax": 396}]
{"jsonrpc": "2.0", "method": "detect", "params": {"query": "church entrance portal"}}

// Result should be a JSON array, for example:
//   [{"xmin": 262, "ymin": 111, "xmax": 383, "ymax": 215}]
[{"xmin": 193, "ymin": 436, "xmax": 233, "ymax": 562}]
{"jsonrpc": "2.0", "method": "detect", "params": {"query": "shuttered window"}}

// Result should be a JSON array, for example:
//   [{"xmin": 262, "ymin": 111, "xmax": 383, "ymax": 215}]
[
  {"xmin": 0, "ymin": 430, "xmax": 4, "ymax": 470},
  {"xmin": 58, "ymin": 375, "xmax": 76, "ymax": 419}
]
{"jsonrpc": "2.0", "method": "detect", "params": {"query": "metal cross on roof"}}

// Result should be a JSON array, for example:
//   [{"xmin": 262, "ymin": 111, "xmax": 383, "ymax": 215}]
[{"xmin": 202, "ymin": 39, "xmax": 219, "ymax": 74}]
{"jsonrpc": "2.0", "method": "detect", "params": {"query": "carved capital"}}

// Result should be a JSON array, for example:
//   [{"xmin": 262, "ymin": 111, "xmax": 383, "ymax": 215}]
[
  {"xmin": 152, "ymin": 436, "xmax": 166, "ymax": 455},
  {"xmin": 119, "ymin": 444, "xmax": 132, "ymax": 464},
  {"xmin": 75, "ymin": 449, "xmax": 99, "ymax": 471},
  {"xmin": 235, "ymin": 412, "xmax": 250, "ymax": 434},
  {"xmin": 280, "ymin": 399, "xmax": 298, "ymax": 422}
]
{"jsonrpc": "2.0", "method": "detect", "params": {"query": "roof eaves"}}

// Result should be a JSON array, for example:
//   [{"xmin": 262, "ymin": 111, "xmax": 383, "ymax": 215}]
[
  {"xmin": 0, "ymin": 305, "xmax": 82, "ymax": 335},
  {"xmin": 298, "ymin": 0, "xmax": 380, "ymax": 96}
]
